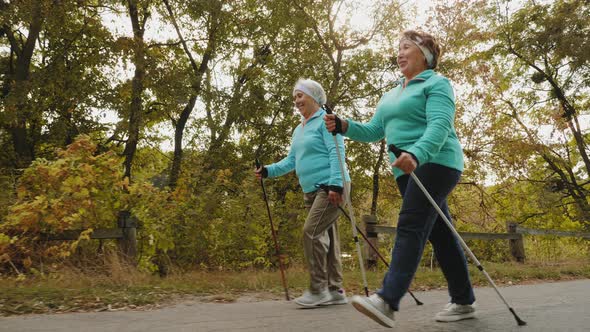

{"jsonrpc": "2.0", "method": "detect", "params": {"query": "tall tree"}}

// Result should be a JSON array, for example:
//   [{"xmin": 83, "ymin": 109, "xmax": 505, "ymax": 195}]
[
  {"xmin": 1, "ymin": 1, "xmax": 116, "ymax": 169},
  {"xmin": 1, "ymin": 0, "xmax": 47, "ymax": 169},
  {"xmin": 122, "ymin": 0, "xmax": 152, "ymax": 180},
  {"xmin": 487, "ymin": 0, "xmax": 590, "ymax": 226},
  {"xmin": 427, "ymin": 0, "xmax": 590, "ymax": 228},
  {"xmin": 160, "ymin": 0, "xmax": 221, "ymax": 189}
]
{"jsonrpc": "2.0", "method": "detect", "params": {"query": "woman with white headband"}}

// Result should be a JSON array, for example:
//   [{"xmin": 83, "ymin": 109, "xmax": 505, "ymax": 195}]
[
  {"xmin": 325, "ymin": 30, "xmax": 476, "ymax": 327},
  {"xmin": 255, "ymin": 78, "xmax": 350, "ymax": 307}
]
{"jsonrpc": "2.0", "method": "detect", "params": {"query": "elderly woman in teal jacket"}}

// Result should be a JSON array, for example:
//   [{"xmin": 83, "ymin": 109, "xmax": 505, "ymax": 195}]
[
  {"xmin": 325, "ymin": 30, "xmax": 476, "ymax": 328},
  {"xmin": 256, "ymin": 78, "xmax": 351, "ymax": 308}
]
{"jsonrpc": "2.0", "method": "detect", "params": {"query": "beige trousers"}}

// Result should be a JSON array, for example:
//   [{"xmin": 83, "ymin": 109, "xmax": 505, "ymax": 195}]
[{"xmin": 302, "ymin": 185, "xmax": 348, "ymax": 293}]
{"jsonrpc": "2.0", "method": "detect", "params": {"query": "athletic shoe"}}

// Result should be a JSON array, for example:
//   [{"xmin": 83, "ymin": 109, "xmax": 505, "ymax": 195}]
[
  {"xmin": 351, "ymin": 294, "xmax": 395, "ymax": 328},
  {"xmin": 320, "ymin": 288, "xmax": 348, "ymax": 305},
  {"xmin": 435, "ymin": 302, "xmax": 476, "ymax": 322},
  {"xmin": 294, "ymin": 289, "xmax": 331, "ymax": 308}
]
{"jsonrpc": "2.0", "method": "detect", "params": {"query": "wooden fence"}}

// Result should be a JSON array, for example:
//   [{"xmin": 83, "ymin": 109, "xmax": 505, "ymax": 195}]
[
  {"xmin": 43, "ymin": 211, "xmax": 590, "ymax": 266},
  {"xmin": 362, "ymin": 215, "xmax": 590, "ymax": 266},
  {"xmin": 44, "ymin": 211, "xmax": 138, "ymax": 262}
]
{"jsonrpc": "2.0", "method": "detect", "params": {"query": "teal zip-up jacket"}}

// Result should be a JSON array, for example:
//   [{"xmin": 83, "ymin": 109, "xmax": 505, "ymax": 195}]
[
  {"xmin": 346, "ymin": 69, "xmax": 464, "ymax": 179},
  {"xmin": 266, "ymin": 108, "xmax": 350, "ymax": 193}
]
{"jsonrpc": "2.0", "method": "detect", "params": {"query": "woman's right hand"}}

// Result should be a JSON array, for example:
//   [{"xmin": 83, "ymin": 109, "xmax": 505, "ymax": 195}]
[
  {"xmin": 255, "ymin": 166, "xmax": 267, "ymax": 180},
  {"xmin": 392, "ymin": 152, "xmax": 417, "ymax": 174},
  {"xmin": 324, "ymin": 114, "xmax": 348, "ymax": 134}
]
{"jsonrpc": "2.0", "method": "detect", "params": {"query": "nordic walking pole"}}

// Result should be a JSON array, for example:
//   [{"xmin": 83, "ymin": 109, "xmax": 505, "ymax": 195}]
[
  {"xmin": 256, "ymin": 158, "xmax": 290, "ymax": 301},
  {"xmin": 323, "ymin": 105, "xmax": 370, "ymax": 297},
  {"xmin": 388, "ymin": 145, "xmax": 527, "ymax": 326},
  {"xmin": 336, "ymin": 206, "xmax": 424, "ymax": 306}
]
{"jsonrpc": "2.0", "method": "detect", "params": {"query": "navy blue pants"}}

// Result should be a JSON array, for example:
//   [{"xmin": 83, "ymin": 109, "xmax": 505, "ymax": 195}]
[{"xmin": 377, "ymin": 163, "xmax": 475, "ymax": 310}]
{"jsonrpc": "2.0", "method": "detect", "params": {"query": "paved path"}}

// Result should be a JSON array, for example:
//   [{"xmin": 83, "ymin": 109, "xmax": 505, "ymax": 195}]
[{"xmin": 2, "ymin": 279, "xmax": 589, "ymax": 331}]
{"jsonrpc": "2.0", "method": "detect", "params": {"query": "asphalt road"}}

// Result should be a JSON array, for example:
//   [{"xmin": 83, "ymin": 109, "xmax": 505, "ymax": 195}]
[{"xmin": 2, "ymin": 279, "xmax": 589, "ymax": 331}]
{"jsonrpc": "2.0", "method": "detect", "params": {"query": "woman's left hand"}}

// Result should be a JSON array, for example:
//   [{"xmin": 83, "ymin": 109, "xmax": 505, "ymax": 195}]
[
  {"xmin": 392, "ymin": 152, "xmax": 417, "ymax": 174},
  {"xmin": 328, "ymin": 191, "xmax": 343, "ymax": 206}
]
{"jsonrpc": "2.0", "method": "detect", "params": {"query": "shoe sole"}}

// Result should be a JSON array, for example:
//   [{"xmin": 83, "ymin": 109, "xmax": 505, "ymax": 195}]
[
  {"xmin": 351, "ymin": 297, "xmax": 395, "ymax": 328},
  {"xmin": 294, "ymin": 297, "xmax": 331, "ymax": 308},
  {"xmin": 319, "ymin": 299, "xmax": 348, "ymax": 306},
  {"xmin": 435, "ymin": 312, "xmax": 476, "ymax": 322}
]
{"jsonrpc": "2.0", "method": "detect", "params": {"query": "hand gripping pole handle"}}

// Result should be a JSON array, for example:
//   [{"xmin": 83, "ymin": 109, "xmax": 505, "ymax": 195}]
[
  {"xmin": 388, "ymin": 144, "xmax": 404, "ymax": 158},
  {"xmin": 322, "ymin": 104, "xmax": 338, "ymax": 136}
]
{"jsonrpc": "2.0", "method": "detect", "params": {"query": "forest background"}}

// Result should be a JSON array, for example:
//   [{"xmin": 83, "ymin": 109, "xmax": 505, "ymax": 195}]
[{"xmin": 0, "ymin": 0, "xmax": 589, "ymax": 285}]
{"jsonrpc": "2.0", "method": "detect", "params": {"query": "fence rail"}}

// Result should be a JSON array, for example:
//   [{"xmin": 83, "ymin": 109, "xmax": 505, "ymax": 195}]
[
  {"xmin": 363, "ymin": 215, "xmax": 589, "ymax": 265},
  {"xmin": 41, "ymin": 211, "xmax": 138, "ymax": 263},
  {"xmin": 515, "ymin": 225, "xmax": 590, "ymax": 239},
  {"xmin": 44, "ymin": 228, "xmax": 124, "ymax": 240},
  {"xmin": 372, "ymin": 225, "xmax": 522, "ymax": 240}
]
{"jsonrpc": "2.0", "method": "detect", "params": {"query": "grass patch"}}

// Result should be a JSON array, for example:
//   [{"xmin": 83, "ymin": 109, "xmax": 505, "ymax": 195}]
[{"xmin": 1, "ymin": 259, "xmax": 589, "ymax": 316}]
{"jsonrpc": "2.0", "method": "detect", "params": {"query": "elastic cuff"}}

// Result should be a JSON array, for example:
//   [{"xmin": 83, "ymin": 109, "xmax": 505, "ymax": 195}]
[
  {"xmin": 328, "ymin": 185, "xmax": 343, "ymax": 194},
  {"xmin": 407, "ymin": 152, "xmax": 419, "ymax": 166}
]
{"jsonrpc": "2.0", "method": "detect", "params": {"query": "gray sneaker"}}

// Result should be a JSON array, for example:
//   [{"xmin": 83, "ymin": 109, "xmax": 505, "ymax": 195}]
[
  {"xmin": 351, "ymin": 294, "xmax": 395, "ymax": 328},
  {"xmin": 435, "ymin": 302, "xmax": 476, "ymax": 322},
  {"xmin": 320, "ymin": 289, "xmax": 348, "ymax": 305},
  {"xmin": 294, "ymin": 289, "xmax": 331, "ymax": 308}
]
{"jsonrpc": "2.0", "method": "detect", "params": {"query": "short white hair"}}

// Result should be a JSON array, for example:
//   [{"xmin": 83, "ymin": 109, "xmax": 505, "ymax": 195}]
[{"xmin": 293, "ymin": 79, "xmax": 327, "ymax": 105}]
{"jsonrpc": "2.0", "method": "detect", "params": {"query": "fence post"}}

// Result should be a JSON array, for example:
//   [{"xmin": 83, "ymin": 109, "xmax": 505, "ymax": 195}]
[
  {"xmin": 507, "ymin": 222, "xmax": 526, "ymax": 263},
  {"xmin": 362, "ymin": 215, "xmax": 378, "ymax": 268},
  {"xmin": 117, "ymin": 210, "xmax": 137, "ymax": 264}
]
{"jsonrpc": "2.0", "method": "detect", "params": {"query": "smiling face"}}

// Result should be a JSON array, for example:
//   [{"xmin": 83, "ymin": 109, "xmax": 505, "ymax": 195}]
[
  {"xmin": 293, "ymin": 90, "xmax": 319, "ymax": 119},
  {"xmin": 397, "ymin": 39, "xmax": 428, "ymax": 81}
]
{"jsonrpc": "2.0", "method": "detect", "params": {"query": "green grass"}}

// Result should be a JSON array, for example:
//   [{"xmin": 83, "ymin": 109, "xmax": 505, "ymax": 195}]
[{"xmin": 1, "ymin": 260, "xmax": 589, "ymax": 316}]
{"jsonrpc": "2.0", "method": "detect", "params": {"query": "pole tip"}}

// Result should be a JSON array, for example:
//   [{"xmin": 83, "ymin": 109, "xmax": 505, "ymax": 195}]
[{"xmin": 510, "ymin": 308, "xmax": 527, "ymax": 326}]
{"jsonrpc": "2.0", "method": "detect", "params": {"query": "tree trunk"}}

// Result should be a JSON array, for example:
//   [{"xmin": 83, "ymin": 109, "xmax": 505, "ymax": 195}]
[
  {"xmin": 163, "ymin": 0, "xmax": 219, "ymax": 188},
  {"xmin": 4, "ymin": 1, "xmax": 44, "ymax": 169},
  {"xmin": 566, "ymin": 117, "xmax": 590, "ymax": 177},
  {"xmin": 122, "ymin": 0, "xmax": 147, "ymax": 180},
  {"xmin": 370, "ymin": 140, "xmax": 386, "ymax": 215},
  {"xmin": 169, "ymin": 95, "xmax": 197, "ymax": 189}
]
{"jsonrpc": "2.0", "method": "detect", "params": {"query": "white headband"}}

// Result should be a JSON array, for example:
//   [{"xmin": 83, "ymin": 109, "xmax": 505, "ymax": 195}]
[
  {"xmin": 402, "ymin": 36, "xmax": 434, "ymax": 68},
  {"xmin": 293, "ymin": 83, "xmax": 320, "ymax": 105}
]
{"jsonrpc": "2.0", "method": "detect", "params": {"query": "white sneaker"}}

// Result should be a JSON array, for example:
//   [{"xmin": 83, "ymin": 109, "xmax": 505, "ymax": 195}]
[
  {"xmin": 435, "ymin": 302, "xmax": 476, "ymax": 322},
  {"xmin": 294, "ymin": 289, "xmax": 331, "ymax": 308},
  {"xmin": 320, "ymin": 289, "xmax": 348, "ymax": 305},
  {"xmin": 351, "ymin": 294, "xmax": 395, "ymax": 328}
]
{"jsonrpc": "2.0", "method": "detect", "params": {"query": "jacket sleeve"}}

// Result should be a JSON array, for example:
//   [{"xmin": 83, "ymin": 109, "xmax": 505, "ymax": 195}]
[
  {"xmin": 407, "ymin": 77, "xmax": 455, "ymax": 165},
  {"xmin": 344, "ymin": 109, "xmax": 385, "ymax": 143},
  {"xmin": 266, "ymin": 146, "xmax": 296, "ymax": 178},
  {"xmin": 266, "ymin": 127, "xmax": 298, "ymax": 177}
]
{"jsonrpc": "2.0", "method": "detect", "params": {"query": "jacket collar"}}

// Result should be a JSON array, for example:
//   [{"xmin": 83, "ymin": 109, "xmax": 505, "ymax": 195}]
[
  {"xmin": 301, "ymin": 107, "xmax": 325, "ymax": 123},
  {"xmin": 397, "ymin": 69, "xmax": 435, "ymax": 86}
]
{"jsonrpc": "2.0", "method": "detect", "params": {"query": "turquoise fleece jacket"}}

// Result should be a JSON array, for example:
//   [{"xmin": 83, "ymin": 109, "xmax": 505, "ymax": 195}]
[
  {"xmin": 266, "ymin": 108, "xmax": 350, "ymax": 193},
  {"xmin": 346, "ymin": 69, "xmax": 464, "ymax": 179}
]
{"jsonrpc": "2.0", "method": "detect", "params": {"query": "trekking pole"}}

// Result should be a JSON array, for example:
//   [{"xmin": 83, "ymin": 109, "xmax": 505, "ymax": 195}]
[
  {"xmin": 388, "ymin": 145, "xmax": 526, "ymax": 326},
  {"xmin": 323, "ymin": 105, "xmax": 369, "ymax": 297},
  {"xmin": 336, "ymin": 206, "xmax": 423, "ymax": 306},
  {"xmin": 256, "ymin": 158, "xmax": 290, "ymax": 301}
]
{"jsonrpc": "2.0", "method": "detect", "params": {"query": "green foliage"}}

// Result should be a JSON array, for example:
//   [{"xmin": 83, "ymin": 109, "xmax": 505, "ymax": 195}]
[
  {"xmin": 1, "ymin": 0, "xmax": 588, "ymax": 275},
  {"xmin": 0, "ymin": 136, "xmax": 177, "ymax": 273},
  {"xmin": 0, "ymin": 136, "xmax": 126, "ymax": 270}
]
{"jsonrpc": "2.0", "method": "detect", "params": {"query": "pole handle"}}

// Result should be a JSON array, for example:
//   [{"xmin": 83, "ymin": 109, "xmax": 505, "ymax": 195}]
[
  {"xmin": 322, "ymin": 104, "xmax": 338, "ymax": 136},
  {"xmin": 388, "ymin": 144, "xmax": 405, "ymax": 158}
]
